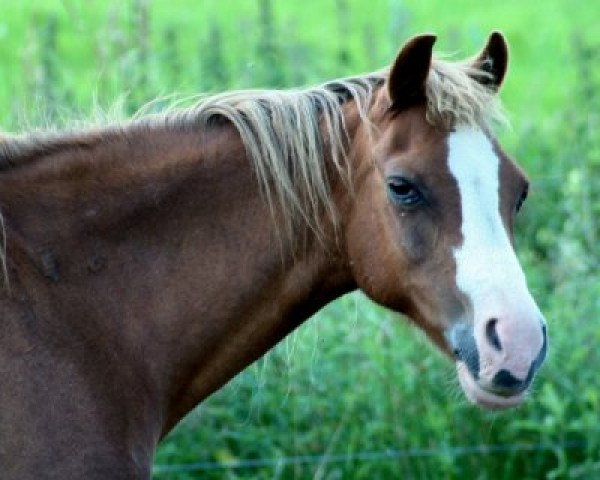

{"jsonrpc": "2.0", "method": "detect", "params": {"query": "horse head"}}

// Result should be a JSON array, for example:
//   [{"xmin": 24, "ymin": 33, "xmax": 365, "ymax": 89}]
[{"xmin": 346, "ymin": 32, "xmax": 547, "ymax": 409}]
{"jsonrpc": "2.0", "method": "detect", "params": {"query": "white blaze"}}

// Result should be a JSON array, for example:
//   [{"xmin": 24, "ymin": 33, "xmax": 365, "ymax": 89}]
[{"xmin": 447, "ymin": 127, "xmax": 539, "ymax": 325}]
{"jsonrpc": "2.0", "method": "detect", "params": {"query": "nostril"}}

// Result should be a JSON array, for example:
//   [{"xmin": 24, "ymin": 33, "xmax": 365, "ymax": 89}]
[
  {"xmin": 485, "ymin": 318, "xmax": 502, "ymax": 351},
  {"xmin": 492, "ymin": 369, "xmax": 530, "ymax": 395}
]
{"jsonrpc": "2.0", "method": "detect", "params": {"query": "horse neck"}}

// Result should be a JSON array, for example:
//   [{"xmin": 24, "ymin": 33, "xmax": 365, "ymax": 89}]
[{"xmin": 1, "ymin": 114, "xmax": 361, "ymax": 438}]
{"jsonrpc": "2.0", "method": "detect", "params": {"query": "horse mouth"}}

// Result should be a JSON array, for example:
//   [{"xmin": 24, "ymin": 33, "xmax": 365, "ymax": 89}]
[{"xmin": 456, "ymin": 362, "xmax": 525, "ymax": 410}]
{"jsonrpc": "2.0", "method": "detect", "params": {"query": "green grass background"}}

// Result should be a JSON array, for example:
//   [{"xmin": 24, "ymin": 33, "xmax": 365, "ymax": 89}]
[{"xmin": 1, "ymin": 1, "xmax": 599, "ymax": 478}]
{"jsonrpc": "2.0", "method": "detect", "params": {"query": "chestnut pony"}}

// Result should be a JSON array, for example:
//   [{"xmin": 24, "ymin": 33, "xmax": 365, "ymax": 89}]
[{"xmin": 0, "ymin": 32, "xmax": 546, "ymax": 479}]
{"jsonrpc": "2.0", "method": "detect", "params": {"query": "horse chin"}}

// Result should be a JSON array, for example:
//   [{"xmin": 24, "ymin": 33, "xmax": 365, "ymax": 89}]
[{"xmin": 456, "ymin": 363, "xmax": 525, "ymax": 410}]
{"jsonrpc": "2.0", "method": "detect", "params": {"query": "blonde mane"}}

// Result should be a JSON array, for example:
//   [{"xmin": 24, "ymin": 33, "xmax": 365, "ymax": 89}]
[{"xmin": 150, "ymin": 74, "xmax": 385, "ymax": 242}]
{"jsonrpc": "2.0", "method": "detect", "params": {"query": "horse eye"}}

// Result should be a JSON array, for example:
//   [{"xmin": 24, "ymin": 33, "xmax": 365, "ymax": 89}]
[
  {"xmin": 515, "ymin": 185, "xmax": 529, "ymax": 213},
  {"xmin": 387, "ymin": 177, "xmax": 424, "ymax": 207}
]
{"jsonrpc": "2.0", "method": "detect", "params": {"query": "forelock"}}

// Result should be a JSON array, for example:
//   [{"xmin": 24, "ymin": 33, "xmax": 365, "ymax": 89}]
[{"xmin": 425, "ymin": 57, "xmax": 507, "ymax": 130}]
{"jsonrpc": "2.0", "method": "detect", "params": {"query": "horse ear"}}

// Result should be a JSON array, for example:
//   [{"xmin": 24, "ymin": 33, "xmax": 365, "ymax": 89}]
[
  {"xmin": 388, "ymin": 34, "xmax": 437, "ymax": 110},
  {"xmin": 471, "ymin": 31, "xmax": 509, "ymax": 89}
]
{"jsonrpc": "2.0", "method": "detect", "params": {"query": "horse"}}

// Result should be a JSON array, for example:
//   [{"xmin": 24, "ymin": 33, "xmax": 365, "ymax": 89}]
[{"xmin": 0, "ymin": 32, "xmax": 547, "ymax": 479}]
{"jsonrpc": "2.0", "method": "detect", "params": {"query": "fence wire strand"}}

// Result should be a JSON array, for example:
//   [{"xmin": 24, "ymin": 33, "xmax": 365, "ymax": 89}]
[{"xmin": 153, "ymin": 441, "xmax": 586, "ymax": 474}]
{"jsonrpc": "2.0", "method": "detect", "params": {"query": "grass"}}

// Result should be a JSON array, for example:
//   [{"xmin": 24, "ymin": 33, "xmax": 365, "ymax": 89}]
[{"xmin": 1, "ymin": 1, "xmax": 599, "ymax": 478}]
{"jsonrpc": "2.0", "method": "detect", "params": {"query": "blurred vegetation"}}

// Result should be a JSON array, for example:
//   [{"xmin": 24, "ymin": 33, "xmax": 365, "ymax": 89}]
[{"xmin": 0, "ymin": 0, "xmax": 599, "ymax": 478}]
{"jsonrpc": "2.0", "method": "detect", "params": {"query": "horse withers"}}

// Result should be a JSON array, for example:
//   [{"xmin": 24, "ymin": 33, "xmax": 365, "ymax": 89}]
[{"xmin": 0, "ymin": 32, "xmax": 546, "ymax": 478}]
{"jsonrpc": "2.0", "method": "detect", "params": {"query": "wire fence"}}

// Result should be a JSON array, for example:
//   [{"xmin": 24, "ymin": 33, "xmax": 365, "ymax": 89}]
[{"xmin": 152, "ymin": 440, "xmax": 587, "ymax": 475}]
